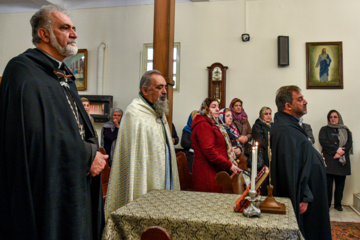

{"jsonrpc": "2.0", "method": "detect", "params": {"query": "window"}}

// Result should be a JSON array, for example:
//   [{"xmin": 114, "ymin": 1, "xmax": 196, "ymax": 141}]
[{"xmin": 142, "ymin": 42, "xmax": 180, "ymax": 91}]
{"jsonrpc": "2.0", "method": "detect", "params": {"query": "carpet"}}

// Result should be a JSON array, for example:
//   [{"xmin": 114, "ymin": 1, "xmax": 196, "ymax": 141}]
[{"xmin": 331, "ymin": 221, "xmax": 360, "ymax": 239}]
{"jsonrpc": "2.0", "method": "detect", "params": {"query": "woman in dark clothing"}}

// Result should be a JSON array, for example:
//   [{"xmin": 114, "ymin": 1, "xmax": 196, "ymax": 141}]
[
  {"xmin": 252, "ymin": 106, "xmax": 272, "ymax": 165},
  {"xmin": 180, "ymin": 110, "xmax": 199, "ymax": 172},
  {"xmin": 252, "ymin": 106, "xmax": 272, "ymax": 195},
  {"xmin": 191, "ymin": 98, "xmax": 241, "ymax": 193},
  {"xmin": 319, "ymin": 110, "xmax": 352, "ymax": 211},
  {"xmin": 101, "ymin": 108, "xmax": 123, "ymax": 167},
  {"xmin": 172, "ymin": 123, "xmax": 179, "ymax": 145}
]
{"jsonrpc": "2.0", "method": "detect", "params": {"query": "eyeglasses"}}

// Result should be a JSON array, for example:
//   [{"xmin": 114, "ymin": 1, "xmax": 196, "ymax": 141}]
[{"xmin": 329, "ymin": 116, "xmax": 338, "ymax": 119}]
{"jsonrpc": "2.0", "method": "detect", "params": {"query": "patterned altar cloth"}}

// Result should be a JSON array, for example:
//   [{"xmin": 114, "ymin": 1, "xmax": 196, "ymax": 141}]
[{"xmin": 102, "ymin": 190, "xmax": 302, "ymax": 240}]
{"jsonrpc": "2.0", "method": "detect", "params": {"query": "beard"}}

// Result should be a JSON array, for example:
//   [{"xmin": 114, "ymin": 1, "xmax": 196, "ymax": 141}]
[
  {"xmin": 154, "ymin": 95, "xmax": 169, "ymax": 117},
  {"xmin": 49, "ymin": 30, "xmax": 78, "ymax": 57},
  {"xmin": 292, "ymin": 106, "xmax": 307, "ymax": 118}
]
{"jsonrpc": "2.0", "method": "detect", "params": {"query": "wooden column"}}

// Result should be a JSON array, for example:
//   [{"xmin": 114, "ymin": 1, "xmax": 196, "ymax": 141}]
[{"xmin": 153, "ymin": 0, "xmax": 175, "ymax": 132}]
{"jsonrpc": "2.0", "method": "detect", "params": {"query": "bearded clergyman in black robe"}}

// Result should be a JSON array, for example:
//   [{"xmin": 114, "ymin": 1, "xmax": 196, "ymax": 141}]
[
  {"xmin": 0, "ymin": 5, "xmax": 108, "ymax": 240},
  {"xmin": 271, "ymin": 86, "xmax": 331, "ymax": 240}
]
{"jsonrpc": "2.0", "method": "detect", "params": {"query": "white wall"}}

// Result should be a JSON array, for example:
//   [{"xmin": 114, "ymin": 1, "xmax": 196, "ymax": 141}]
[{"xmin": 0, "ymin": 0, "xmax": 359, "ymax": 205}]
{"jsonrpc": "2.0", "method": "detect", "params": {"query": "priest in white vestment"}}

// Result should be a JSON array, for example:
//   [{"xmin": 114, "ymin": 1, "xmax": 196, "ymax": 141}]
[{"xmin": 105, "ymin": 70, "xmax": 180, "ymax": 217}]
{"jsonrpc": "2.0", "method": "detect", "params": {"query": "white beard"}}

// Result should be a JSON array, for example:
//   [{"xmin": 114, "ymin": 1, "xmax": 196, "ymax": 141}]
[
  {"xmin": 49, "ymin": 30, "xmax": 78, "ymax": 57},
  {"xmin": 154, "ymin": 96, "xmax": 169, "ymax": 117}
]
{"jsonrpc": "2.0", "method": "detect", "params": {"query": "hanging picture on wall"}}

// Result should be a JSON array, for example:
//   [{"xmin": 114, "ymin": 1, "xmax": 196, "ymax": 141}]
[
  {"xmin": 64, "ymin": 49, "xmax": 87, "ymax": 91},
  {"xmin": 306, "ymin": 42, "xmax": 343, "ymax": 89}
]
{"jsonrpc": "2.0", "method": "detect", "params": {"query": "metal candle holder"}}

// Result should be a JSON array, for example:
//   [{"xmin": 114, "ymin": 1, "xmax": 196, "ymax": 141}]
[{"xmin": 243, "ymin": 189, "xmax": 261, "ymax": 218}]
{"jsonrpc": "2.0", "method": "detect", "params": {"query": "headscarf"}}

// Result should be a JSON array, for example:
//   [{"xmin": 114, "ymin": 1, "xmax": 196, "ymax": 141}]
[
  {"xmin": 199, "ymin": 97, "xmax": 217, "ymax": 122},
  {"xmin": 101, "ymin": 108, "xmax": 123, "ymax": 147},
  {"xmin": 229, "ymin": 98, "xmax": 248, "ymax": 123},
  {"xmin": 199, "ymin": 98, "xmax": 236, "ymax": 163},
  {"xmin": 326, "ymin": 110, "xmax": 350, "ymax": 165},
  {"xmin": 183, "ymin": 110, "xmax": 198, "ymax": 133},
  {"xmin": 218, "ymin": 108, "xmax": 240, "ymax": 138},
  {"xmin": 258, "ymin": 106, "xmax": 272, "ymax": 126}
]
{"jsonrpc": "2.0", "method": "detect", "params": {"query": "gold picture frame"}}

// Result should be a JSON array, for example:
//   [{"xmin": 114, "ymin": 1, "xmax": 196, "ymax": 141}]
[
  {"xmin": 306, "ymin": 42, "xmax": 343, "ymax": 89},
  {"xmin": 64, "ymin": 49, "xmax": 87, "ymax": 91}
]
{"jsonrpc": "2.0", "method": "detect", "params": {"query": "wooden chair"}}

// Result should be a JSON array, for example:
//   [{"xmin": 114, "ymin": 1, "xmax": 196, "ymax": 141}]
[
  {"xmin": 176, "ymin": 151, "xmax": 193, "ymax": 191},
  {"xmin": 216, "ymin": 167, "xmax": 270, "ymax": 195},
  {"xmin": 215, "ymin": 171, "xmax": 246, "ymax": 194},
  {"xmin": 100, "ymin": 148, "xmax": 111, "ymax": 201},
  {"xmin": 141, "ymin": 226, "xmax": 172, "ymax": 240}
]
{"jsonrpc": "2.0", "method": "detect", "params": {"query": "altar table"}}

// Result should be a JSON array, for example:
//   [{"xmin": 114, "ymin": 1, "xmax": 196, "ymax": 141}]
[{"xmin": 102, "ymin": 190, "xmax": 302, "ymax": 240}]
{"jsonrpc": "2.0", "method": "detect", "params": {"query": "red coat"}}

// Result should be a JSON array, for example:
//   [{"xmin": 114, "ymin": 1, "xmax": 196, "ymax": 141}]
[{"xmin": 191, "ymin": 115, "xmax": 232, "ymax": 193}]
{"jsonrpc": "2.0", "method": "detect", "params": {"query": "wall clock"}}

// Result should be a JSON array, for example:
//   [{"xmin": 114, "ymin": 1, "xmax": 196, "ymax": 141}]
[{"xmin": 207, "ymin": 62, "xmax": 228, "ymax": 109}]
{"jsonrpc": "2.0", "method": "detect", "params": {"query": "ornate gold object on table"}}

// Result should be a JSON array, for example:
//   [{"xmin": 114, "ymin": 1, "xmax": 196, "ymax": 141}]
[
  {"xmin": 259, "ymin": 132, "xmax": 286, "ymax": 214},
  {"xmin": 207, "ymin": 62, "xmax": 227, "ymax": 109}
]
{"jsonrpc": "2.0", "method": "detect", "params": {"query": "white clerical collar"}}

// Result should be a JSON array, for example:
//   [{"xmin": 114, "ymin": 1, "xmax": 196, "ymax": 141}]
[{"xmin": 38, "ymin": 48, "xmax": 62, "ymax": 68}]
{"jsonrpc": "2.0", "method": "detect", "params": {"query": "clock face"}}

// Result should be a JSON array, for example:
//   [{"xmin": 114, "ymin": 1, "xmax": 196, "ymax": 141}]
[{"xmin": 212, "ymin": 67, "xmax": 222, "ymax": 81}]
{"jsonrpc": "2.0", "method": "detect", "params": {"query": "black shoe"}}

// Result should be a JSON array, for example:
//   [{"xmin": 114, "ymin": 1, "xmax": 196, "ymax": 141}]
[{"xmin": 335, "ymin": 206, "xmax": 343, "ymax": 211}]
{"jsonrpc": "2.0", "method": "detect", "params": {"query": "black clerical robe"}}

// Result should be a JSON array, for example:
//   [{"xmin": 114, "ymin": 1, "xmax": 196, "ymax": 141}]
[
  {"xmin": 271, "ymin": 111, "xmax": 331, "ymax": 240},
  {"xmin": 0, "ymin": 48, "xmax": 104, "ymax": 239}
]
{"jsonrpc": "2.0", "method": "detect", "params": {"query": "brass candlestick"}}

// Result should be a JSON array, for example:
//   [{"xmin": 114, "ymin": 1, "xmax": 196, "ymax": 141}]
[{"xmin": 259, "ymin": 132, "xmax": 286, "ymax": 214}]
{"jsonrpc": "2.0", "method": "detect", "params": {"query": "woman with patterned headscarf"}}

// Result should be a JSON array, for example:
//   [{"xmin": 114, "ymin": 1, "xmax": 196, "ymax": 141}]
[
  {"xmin": 191, "ymin": 98, "xmax": 241, "ymax": 193},
  {"xmin": 252, "ymin": 106, "xmax": 272, "ymax": 195},
  {"xmin": 319, "ymin": 110, "xmax": 352, "ymax": 211},
  {"xmin": 218, "ymin": 108, "xmax": 248, "ymax": 170}
]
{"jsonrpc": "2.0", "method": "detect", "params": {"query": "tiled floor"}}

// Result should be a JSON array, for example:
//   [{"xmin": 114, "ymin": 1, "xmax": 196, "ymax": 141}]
[{"xmin": 330, "ymin": 205, "xmax": 360, "ymax": 222}]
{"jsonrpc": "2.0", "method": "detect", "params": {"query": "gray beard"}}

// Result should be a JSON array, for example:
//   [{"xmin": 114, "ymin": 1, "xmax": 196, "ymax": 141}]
[
  {"xmin": 154, "ymin": 97, "xmax": 169, "ymax": 117},
  {"xmin": 49, "ymin": 31, "xmax": 78, "ymax": 57}
]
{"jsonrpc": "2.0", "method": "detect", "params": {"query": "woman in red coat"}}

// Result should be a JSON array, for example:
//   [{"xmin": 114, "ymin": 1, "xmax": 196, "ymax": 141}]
[{"xmin": 191, "ymin": 97, "xmax": 241, "ymax": 193}]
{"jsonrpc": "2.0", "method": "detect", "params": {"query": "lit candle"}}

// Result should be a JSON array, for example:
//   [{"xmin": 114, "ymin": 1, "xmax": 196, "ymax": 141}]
[{"xmin": 251, "ymin": 145, "xmax": 257, "ymax": 191}]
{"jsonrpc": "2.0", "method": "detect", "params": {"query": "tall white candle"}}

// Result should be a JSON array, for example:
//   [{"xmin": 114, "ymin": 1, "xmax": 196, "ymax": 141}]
[
  {"xmin": 251, "ymin": 145, "xmax": 257, "ymax": 191},
  {"xmin": 255, "ymin": 142, "xmax": 258, "ymax": 165}
]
